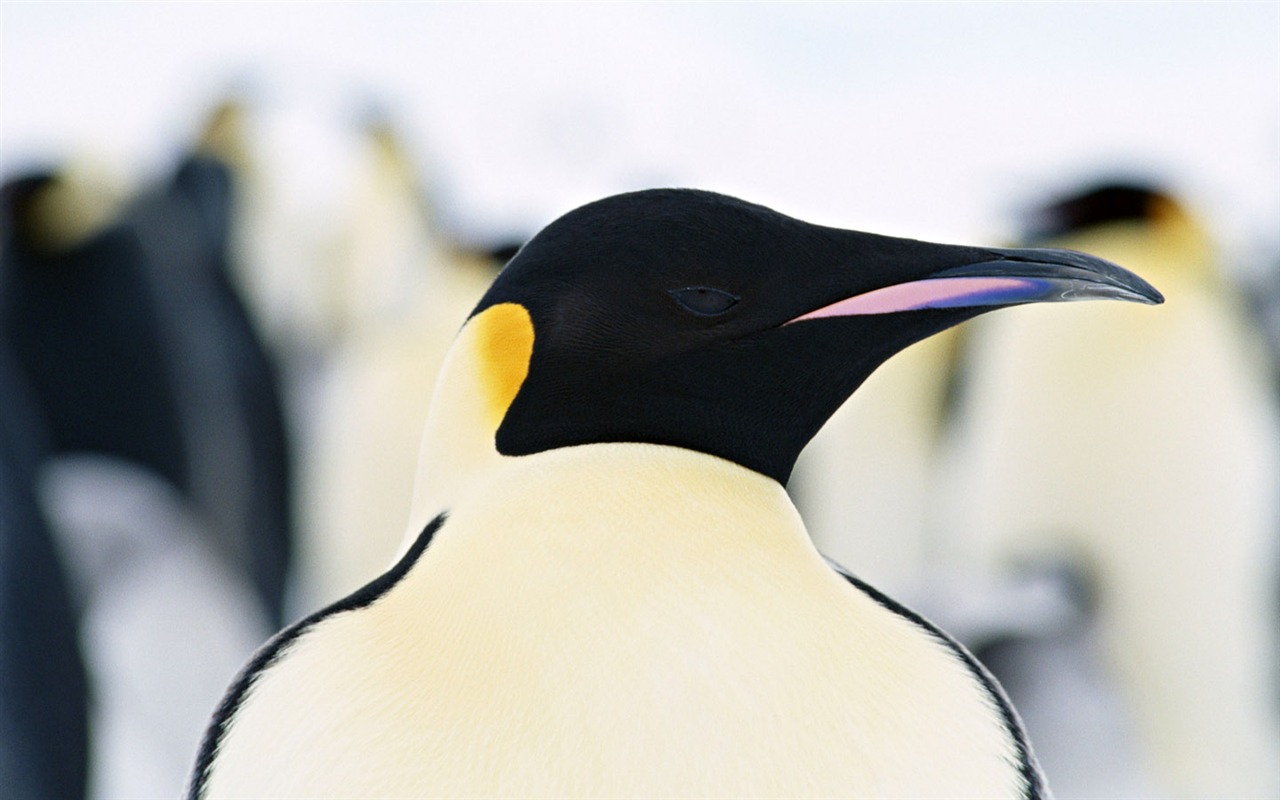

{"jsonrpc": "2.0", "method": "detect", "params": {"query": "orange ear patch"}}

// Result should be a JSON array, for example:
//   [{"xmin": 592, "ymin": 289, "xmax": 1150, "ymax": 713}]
[{"xmin": 472, "ymin": 303, "xmax": 535, "ymax": 427}]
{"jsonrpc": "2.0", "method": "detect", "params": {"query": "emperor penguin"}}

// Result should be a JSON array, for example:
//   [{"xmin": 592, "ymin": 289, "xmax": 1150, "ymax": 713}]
[
  {"xmin": 936, "ymin": 181, "xmax": 1280, "ymax": 797},
  {"xmin": 190, "ymin": 189, "xmax": 1160, "ymax": 799}
]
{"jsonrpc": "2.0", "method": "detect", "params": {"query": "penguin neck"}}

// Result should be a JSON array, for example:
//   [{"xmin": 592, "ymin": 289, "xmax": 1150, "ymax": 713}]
[
  {"xmin": 406, "ymin": 377, "xmax": 817, "ymax": 564},
  {"xmin": 401, "ymin": 303, "xmax": 817, "ymax": 565},
  {"xmin": 430, "ymin": 441, "xmax": 823, "ymax": 579},
  {"xmin": 400, "ymin": 305, "xmax": 816, "ymax": 564}
]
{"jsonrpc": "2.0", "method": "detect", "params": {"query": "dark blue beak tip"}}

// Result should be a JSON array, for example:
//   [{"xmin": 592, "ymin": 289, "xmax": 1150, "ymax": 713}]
[
  {"xmin": 961, "ymin": 247, "xmax": 1166, "ymax": 309},
  {"xmin": 1117, "ymin": 271, "xmax": 1164, "ymax": 306}
]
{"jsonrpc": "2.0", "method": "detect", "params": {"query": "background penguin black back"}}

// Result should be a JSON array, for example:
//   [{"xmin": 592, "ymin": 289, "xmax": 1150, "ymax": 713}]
[{"xmin": 0, "ymin": 223, "xmax": 90, "ymax": 800}]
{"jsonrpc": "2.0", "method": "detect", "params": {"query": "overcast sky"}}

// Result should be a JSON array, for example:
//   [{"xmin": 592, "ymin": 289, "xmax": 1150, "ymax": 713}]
[{"xmin": 3, "ymin": 2, "xmax": 1277, "ymax": 254}]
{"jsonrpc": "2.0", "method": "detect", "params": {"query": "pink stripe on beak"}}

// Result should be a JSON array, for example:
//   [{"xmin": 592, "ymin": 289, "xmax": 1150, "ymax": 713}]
[{"xmin": 786, "ymin": 277, "xmax": 1040, "ymax": 323}]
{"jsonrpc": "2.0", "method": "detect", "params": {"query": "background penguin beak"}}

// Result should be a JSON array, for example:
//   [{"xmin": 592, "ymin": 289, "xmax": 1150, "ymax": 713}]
[{"xmin": 788, "ymin": 246, "xmax": 1164, "ymax": 323}]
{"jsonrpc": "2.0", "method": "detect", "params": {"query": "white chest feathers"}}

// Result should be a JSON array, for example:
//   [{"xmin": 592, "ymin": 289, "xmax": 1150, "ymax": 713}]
[{"xmin": 199, "ymin": 445, "xmax": 1031, "ymax": 799}]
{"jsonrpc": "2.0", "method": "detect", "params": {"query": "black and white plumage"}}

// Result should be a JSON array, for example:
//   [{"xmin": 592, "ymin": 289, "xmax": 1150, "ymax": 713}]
[{"xmin": 191, "ymin": 189, "xmax": 1160, "ymax": 798}]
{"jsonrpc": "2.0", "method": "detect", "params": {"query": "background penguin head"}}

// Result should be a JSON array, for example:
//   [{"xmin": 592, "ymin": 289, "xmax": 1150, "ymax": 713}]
[
  {"xmin": 2, "ymin": 166, "xmax": 128, "ymax": 258},
  {"xmin": 1019, "ymin": 179, "xmax": 1217, "ymax": 287},
  {"xmin": 1022, "ymin": 180, "xmax": 1183, "ymax": 242},
  {"xmin": 467, "ymin": 188, "xmax": 1162, "ymax": 484}
]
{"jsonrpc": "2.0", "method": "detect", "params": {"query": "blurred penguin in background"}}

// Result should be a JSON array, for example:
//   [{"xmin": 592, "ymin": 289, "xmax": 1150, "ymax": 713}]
[
  {"xmin": 0, "ymin": 202, "xmax": 90, "ymax": 800},
  {"xmin": 2, "ymin": 146, "xmax": 294, "ymax": 627},
  {"xmin": 181, "ymin": 92, "xmax": 516, "ymax": 610},
  {"xmin": 1241, "ymin": 249, "xmax": 1280, "ymax": 392},
  {"xmin": 192, "ymin": 94, "xmax": 341, "ymax": 366},
  {"xmin": 0, "ymin": 139, "xmax": 291, "ymax": 796},
  {"xmin": 937, "ymin": 180, "xmax": 1280, "ymax": 798},
  {"xmin": 143, "ymin": 125, "xmax": 296, "ymax": 630},
  {"xmin": 296, "ymin": 112, "xmax": 513, "ymax": 608}
]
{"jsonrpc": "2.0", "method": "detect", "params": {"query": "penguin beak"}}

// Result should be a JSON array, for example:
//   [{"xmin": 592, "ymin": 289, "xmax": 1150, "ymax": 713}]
[{"xmin": 787, "ymin": 246, "xmax": 1164, "ymax": 323}]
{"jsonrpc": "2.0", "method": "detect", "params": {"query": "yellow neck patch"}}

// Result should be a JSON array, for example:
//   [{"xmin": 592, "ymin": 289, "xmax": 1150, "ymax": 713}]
[{"xmin": 471, "ymin": 302, "xmax": 535, "ymax": 428}]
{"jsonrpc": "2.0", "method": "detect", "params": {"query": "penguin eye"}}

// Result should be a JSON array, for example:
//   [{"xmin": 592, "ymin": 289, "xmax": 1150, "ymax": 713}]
[{"xmin": 668, "ymin": 287, "xmax": 740, "ymax": 317}]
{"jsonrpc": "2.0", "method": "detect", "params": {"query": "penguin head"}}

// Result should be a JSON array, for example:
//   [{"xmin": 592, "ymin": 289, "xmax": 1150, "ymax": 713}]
[
  {"xmin": 454, "ymin": 188, "xmax": 1161, "ymax": 485},
  {"xmin": 2, "ymin": 166, "xmax": 128, "ymax": 257},
  {"xmin": 1022, "ymin": 180, "xmax": 1184, "ymax": 242}
]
